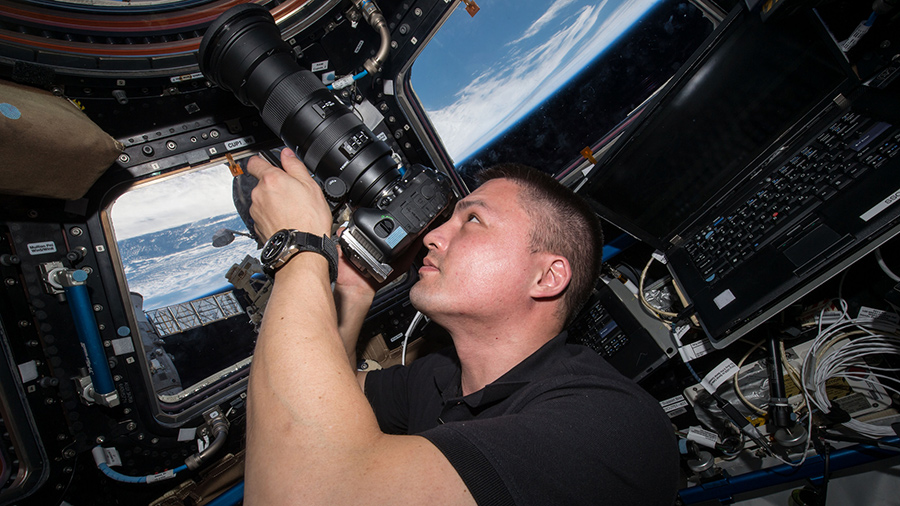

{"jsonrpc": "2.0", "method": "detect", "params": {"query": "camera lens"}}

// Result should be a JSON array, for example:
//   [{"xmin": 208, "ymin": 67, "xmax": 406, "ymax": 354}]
[{"xmin": 198, "ymin": 3, "xmax": 401, "ymax": 206}]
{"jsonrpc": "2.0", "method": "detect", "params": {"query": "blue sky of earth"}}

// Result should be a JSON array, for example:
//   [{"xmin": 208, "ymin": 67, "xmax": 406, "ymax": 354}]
[{"xmin": 411, "ymin": 0, "xmax": 660, "ymax": 163}]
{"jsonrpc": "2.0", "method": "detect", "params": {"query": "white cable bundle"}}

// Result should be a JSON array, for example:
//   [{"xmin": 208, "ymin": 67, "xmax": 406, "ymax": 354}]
[{"xmin": 800, "ymin": 300, "xmax": 900, "ymax": 438}]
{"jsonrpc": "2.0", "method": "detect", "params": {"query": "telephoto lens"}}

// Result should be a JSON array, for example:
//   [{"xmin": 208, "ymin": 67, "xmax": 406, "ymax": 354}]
[{"xmin": 198, "ymin": 3, "xmax": 401, "ymax": 207}]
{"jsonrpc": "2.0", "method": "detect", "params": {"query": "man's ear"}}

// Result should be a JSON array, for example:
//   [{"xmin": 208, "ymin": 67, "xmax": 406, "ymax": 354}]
[{"xmin": 531, "ymin": 255, "xmax": 571, "ymax": 299}]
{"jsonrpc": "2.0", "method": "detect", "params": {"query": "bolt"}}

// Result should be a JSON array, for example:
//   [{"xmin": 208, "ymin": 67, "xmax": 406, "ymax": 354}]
[
  {"xmin": 27, "ymin": 210, "xmax": 38, "ymax": 218},
  {"xmin": 63, "ymin": 467, "xmax": 73, "ymax": 474},
  {"xmin": 93, "ymin": 304, "xmax": 103, "ymax": 312},
  {"xmin": 166, "ymin": 140, "xmax": 177, "ymax": 151},
  {"xmin": 142, "ymin": 145, "xmax": 154, "ymax": 156},
  {"xmin": 63, "ymin": 448, "xmax": 76, "ymax": 458},
  {"xmin": 126, "ymin": 422, "xmax": 137, "ymax": 431},
  {"xmin": 82, "ymin": 266, "xmax": 92, "ymax": 275},
  {"xmin": 98, "ymin": 324, "xmax": 105, "ymax": 331},
  {"xmin": 414, "ymin": 7, "xmax": 423, "ymax": 16},
  {"xmin": 137, "ymin": 433, "xmax": 145, "ymax": 441},
  {"xmin": 44, "ymin": 398, "xmax": 55, "ymax": 405},
  {"xmin": 151, "ymin": 438, "xmax": 159, "ymax": 444},
  {"xmin": 18, "ymin": 320, "xmax": 29, "ymax": 328},
  {"xmin": 104, "ymin": 341, "xmax": 111, "ymax": 348},
  {"xmin": 5, "ymin": 278, "xmax": 15, "ymax": 286},
  {"xmin": 57, "ymin": 433, "xmax": 67, "ymax": 441},
  {"xmin": 123, "ymin": 408, "xmax": 132, "ymax": 415},
  {"xmin": 391, "ymin": 40, "xmax": 399, "ymax": 49},
  {"xmin": 209, "ymin": 130, "xmax": 219, "ymax": 138},
  {"xmin": 96, "ymin": 436, "xmax": 105, "ymax": 444},
  {"xmin": 113, "ymin": 375, "xmax": 122, "ymax": 382},
  {"xmin": 70, "ymin": 227, "xmax": 83, "ymax": 236}
]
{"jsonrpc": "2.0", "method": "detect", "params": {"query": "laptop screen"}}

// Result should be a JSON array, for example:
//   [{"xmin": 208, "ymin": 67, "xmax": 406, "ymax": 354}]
[{"xmin": 582, "ymin": 8, "xmax": 854, "ymax": 246}]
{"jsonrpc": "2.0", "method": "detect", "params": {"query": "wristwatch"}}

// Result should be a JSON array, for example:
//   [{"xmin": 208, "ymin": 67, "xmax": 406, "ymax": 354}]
[{"xmin": 260, "ymin": 229, "xmax": 339, "ymax": 283}]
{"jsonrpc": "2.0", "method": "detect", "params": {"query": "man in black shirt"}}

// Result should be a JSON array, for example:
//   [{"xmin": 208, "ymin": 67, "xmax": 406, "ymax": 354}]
[{"xmin": 242, "ymin": 151, "xmax": 678, "ymax": 505}]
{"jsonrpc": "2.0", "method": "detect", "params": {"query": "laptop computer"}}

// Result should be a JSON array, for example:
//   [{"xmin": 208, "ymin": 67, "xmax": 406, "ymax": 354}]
[{"xmin": 579, "ymin": 5, "xmax": 900, "ymax": 349}]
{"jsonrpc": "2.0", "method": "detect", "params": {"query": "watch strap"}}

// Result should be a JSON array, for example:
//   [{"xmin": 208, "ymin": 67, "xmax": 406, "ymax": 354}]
[{"xmin": 264, "ymin": 230, "xmax": 339, "ymax": 284}]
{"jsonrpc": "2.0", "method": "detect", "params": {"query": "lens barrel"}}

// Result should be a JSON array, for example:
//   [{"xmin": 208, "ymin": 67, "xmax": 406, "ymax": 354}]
[{"xmin": 199, "ymin": 4, "xmax": 401, "ymax": 207}]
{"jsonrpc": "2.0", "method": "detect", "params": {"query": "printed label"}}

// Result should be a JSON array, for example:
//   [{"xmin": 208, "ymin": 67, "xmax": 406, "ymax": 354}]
[
  {"xmin": 111, "ymin": 337, "xmax": 135, "ymax": 356},
  {"xmin": 713, "ymin": 289, "xmax": 735, "ymax": 309},
  {"xmin": 169, "ymin": 72, "xmax": 204, "ymax": 83},
  {"xmin": 687, "ymin": 426, "xmax": 719, "ymax": 449},
  {"xmin": 701, "ymin": 358, "xmax": 739, "ymax": 394},
  {"xmin": 146, "ymin": 470, "xmax": 175, "ymax": 483},
  {"xmin": 103, "ymin": 447, "xmax": 123, "ymax": 467},
  {"xmin": 311, "ymin": 60, "xmax": 329, "ymax": 72},
  {"xmin": 660, "ymin": 395, "xmax": 689, "ymax": 415},
  {"xmin": 17, "ymin": 361, "xmax": 38, "ymax": 383},
  {"xmin": 178, "ymin": 427, "xmax": 197, "ymax": 442},
  {"xmin": 861, "ymin": 186, "xmax": 900, "ymax": 221},
  {"xmin": 225, "ymin": 136, "xmax": 255, "ymax": 151},
  {"xmin": 27, "ymin": 241, "xmax": 57, "ymax": 255},
  {"xmin": 857, "ymin": 306, "xmax": 900, "ymax": 325},
  {"xmin": 679, "ymin": 339, "xmax": 715, "ymax": 362}
]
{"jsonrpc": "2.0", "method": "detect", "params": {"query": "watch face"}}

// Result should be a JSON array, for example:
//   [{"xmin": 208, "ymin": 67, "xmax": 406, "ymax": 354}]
[{"xmin": 260, "ymin": 230, "xmax": 290, "ymax": 265}]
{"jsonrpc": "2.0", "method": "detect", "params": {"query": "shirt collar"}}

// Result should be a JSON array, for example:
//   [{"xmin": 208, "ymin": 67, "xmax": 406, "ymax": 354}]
[{"xmin": 433, "ymin": 331, "xmax": 569, "ymax": 408}]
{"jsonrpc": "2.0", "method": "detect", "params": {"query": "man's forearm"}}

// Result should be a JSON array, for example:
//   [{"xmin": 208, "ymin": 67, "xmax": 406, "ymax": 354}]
[
  {"xmin": 334, "ymin": 285, "xmax": 375, "ymax": 368},
  {"xmin": 244, "ymin": 253, "xmax": 382, "ymax": 504}
]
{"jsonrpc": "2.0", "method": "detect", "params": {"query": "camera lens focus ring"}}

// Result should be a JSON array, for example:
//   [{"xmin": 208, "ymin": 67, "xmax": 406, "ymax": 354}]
[{"xmin": 261, "ymin": 70, "xmax": 323, "ymax": 134}]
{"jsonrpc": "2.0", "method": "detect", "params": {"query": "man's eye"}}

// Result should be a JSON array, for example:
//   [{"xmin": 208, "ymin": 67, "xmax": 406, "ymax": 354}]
[{"xmin": 467, "ymin": 214, "xmax": 480, "ymax": 223}]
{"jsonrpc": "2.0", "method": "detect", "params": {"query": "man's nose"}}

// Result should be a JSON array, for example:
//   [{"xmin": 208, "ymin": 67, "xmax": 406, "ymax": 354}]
[{"xmin": 423, "ymin": 220, "xmax": 448, "ymax": 251}]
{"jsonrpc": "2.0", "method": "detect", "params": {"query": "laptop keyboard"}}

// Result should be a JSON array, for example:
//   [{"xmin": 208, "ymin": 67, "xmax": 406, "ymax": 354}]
[{"xmin": 686, "ymin": 112, "xmax": 900, "ymax": 284}]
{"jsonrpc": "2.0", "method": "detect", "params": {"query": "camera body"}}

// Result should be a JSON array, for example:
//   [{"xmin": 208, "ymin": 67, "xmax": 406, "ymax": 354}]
[
  {"xmin": 199, "ymin": 3, "xmax": 455, "ymax": 282},
  {"xmin": 342, "ymin": 164, "xmax": 453, "ymax": 281}
]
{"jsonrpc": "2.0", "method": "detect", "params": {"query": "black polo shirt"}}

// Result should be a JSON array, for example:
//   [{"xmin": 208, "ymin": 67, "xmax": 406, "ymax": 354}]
[{"xmin": 364, "ymin": 332, "xmax": 678, "ymax": 506}]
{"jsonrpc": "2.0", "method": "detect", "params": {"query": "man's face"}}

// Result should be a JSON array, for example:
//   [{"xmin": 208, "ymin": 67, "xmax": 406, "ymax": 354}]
[{"xmin": 409, "ymin": 178, "xmax": 542, "ymax": 323}]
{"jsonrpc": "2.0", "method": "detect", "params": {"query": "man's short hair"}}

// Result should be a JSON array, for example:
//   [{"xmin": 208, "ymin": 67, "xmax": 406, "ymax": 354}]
[{"xmin": 476, "ymin": 164, "xmax": 603, "ymax": 326}]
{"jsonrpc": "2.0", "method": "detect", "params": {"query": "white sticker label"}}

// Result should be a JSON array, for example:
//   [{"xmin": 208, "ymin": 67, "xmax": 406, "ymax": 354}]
[
  {"xmin": 169, "ymin": 72, "xmax": 204, "ymax": 83},
  {"xmin": 27, "ymin": 241, "xmax": 57, "ymax": 255},
  {"xmin": 857, "ymin": 306, "xmax": 900, "ymax": 325},
  {"xmin": 17, "ymin": 361, "xmax": 38, "ymax": 383},
  {"xmin": 104, "ymin": 447, "xmax": 123, "ymax": 467},
  {"xmin": 311, "ymin": 60, "xmax": 329, "ymax": 72},
  {"xmin": 225, "ymin": 136, "xmax": 255, "ymax": 151},
  {"xmin": 687, "ymin": 426, "xmax": 719, "ymax": 449},
  {"xmin": 146, "ymin": 469, "xmax": 175, "ymax": 483},
  {"xmin": 713, "ymin": 289, "xmax": 736, "ymax": 309},
  {"xmin": 679, "ymin": 339, "xmax": 715, "ymax": 362},
  {"xmin": 178, "ymin": 427, "xmax": 197, "ymax": 442},
  {"xmin": 860, "ymin": 186, "xmax": 900, "ymax": 221},
  {"xmin": 673, "ymin": 324, "xmax": 691, "ymax": 343},
  {"xmin": 661, "ymin": 395, "xmax": 689, "ymax": 414},
  {"xmin": 111, "ymin": 337, "xmax": 135, "ymax": 356},
  {"xmin": 701, "ymin": 358, "xmax": 739, "ymax": 394},
  {"xmin": 354, "ymin": 40, "xmax": 364, "ymax": 54},
  {"xmin": 383, "ymin": 79, "xmax": 395, "ymax": 96}
]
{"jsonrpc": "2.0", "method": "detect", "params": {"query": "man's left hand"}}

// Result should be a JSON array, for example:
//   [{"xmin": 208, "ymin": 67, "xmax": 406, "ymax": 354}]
[{"xmin": 245, "ymin": 148, "xmax": 333, "ymax": 241}]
